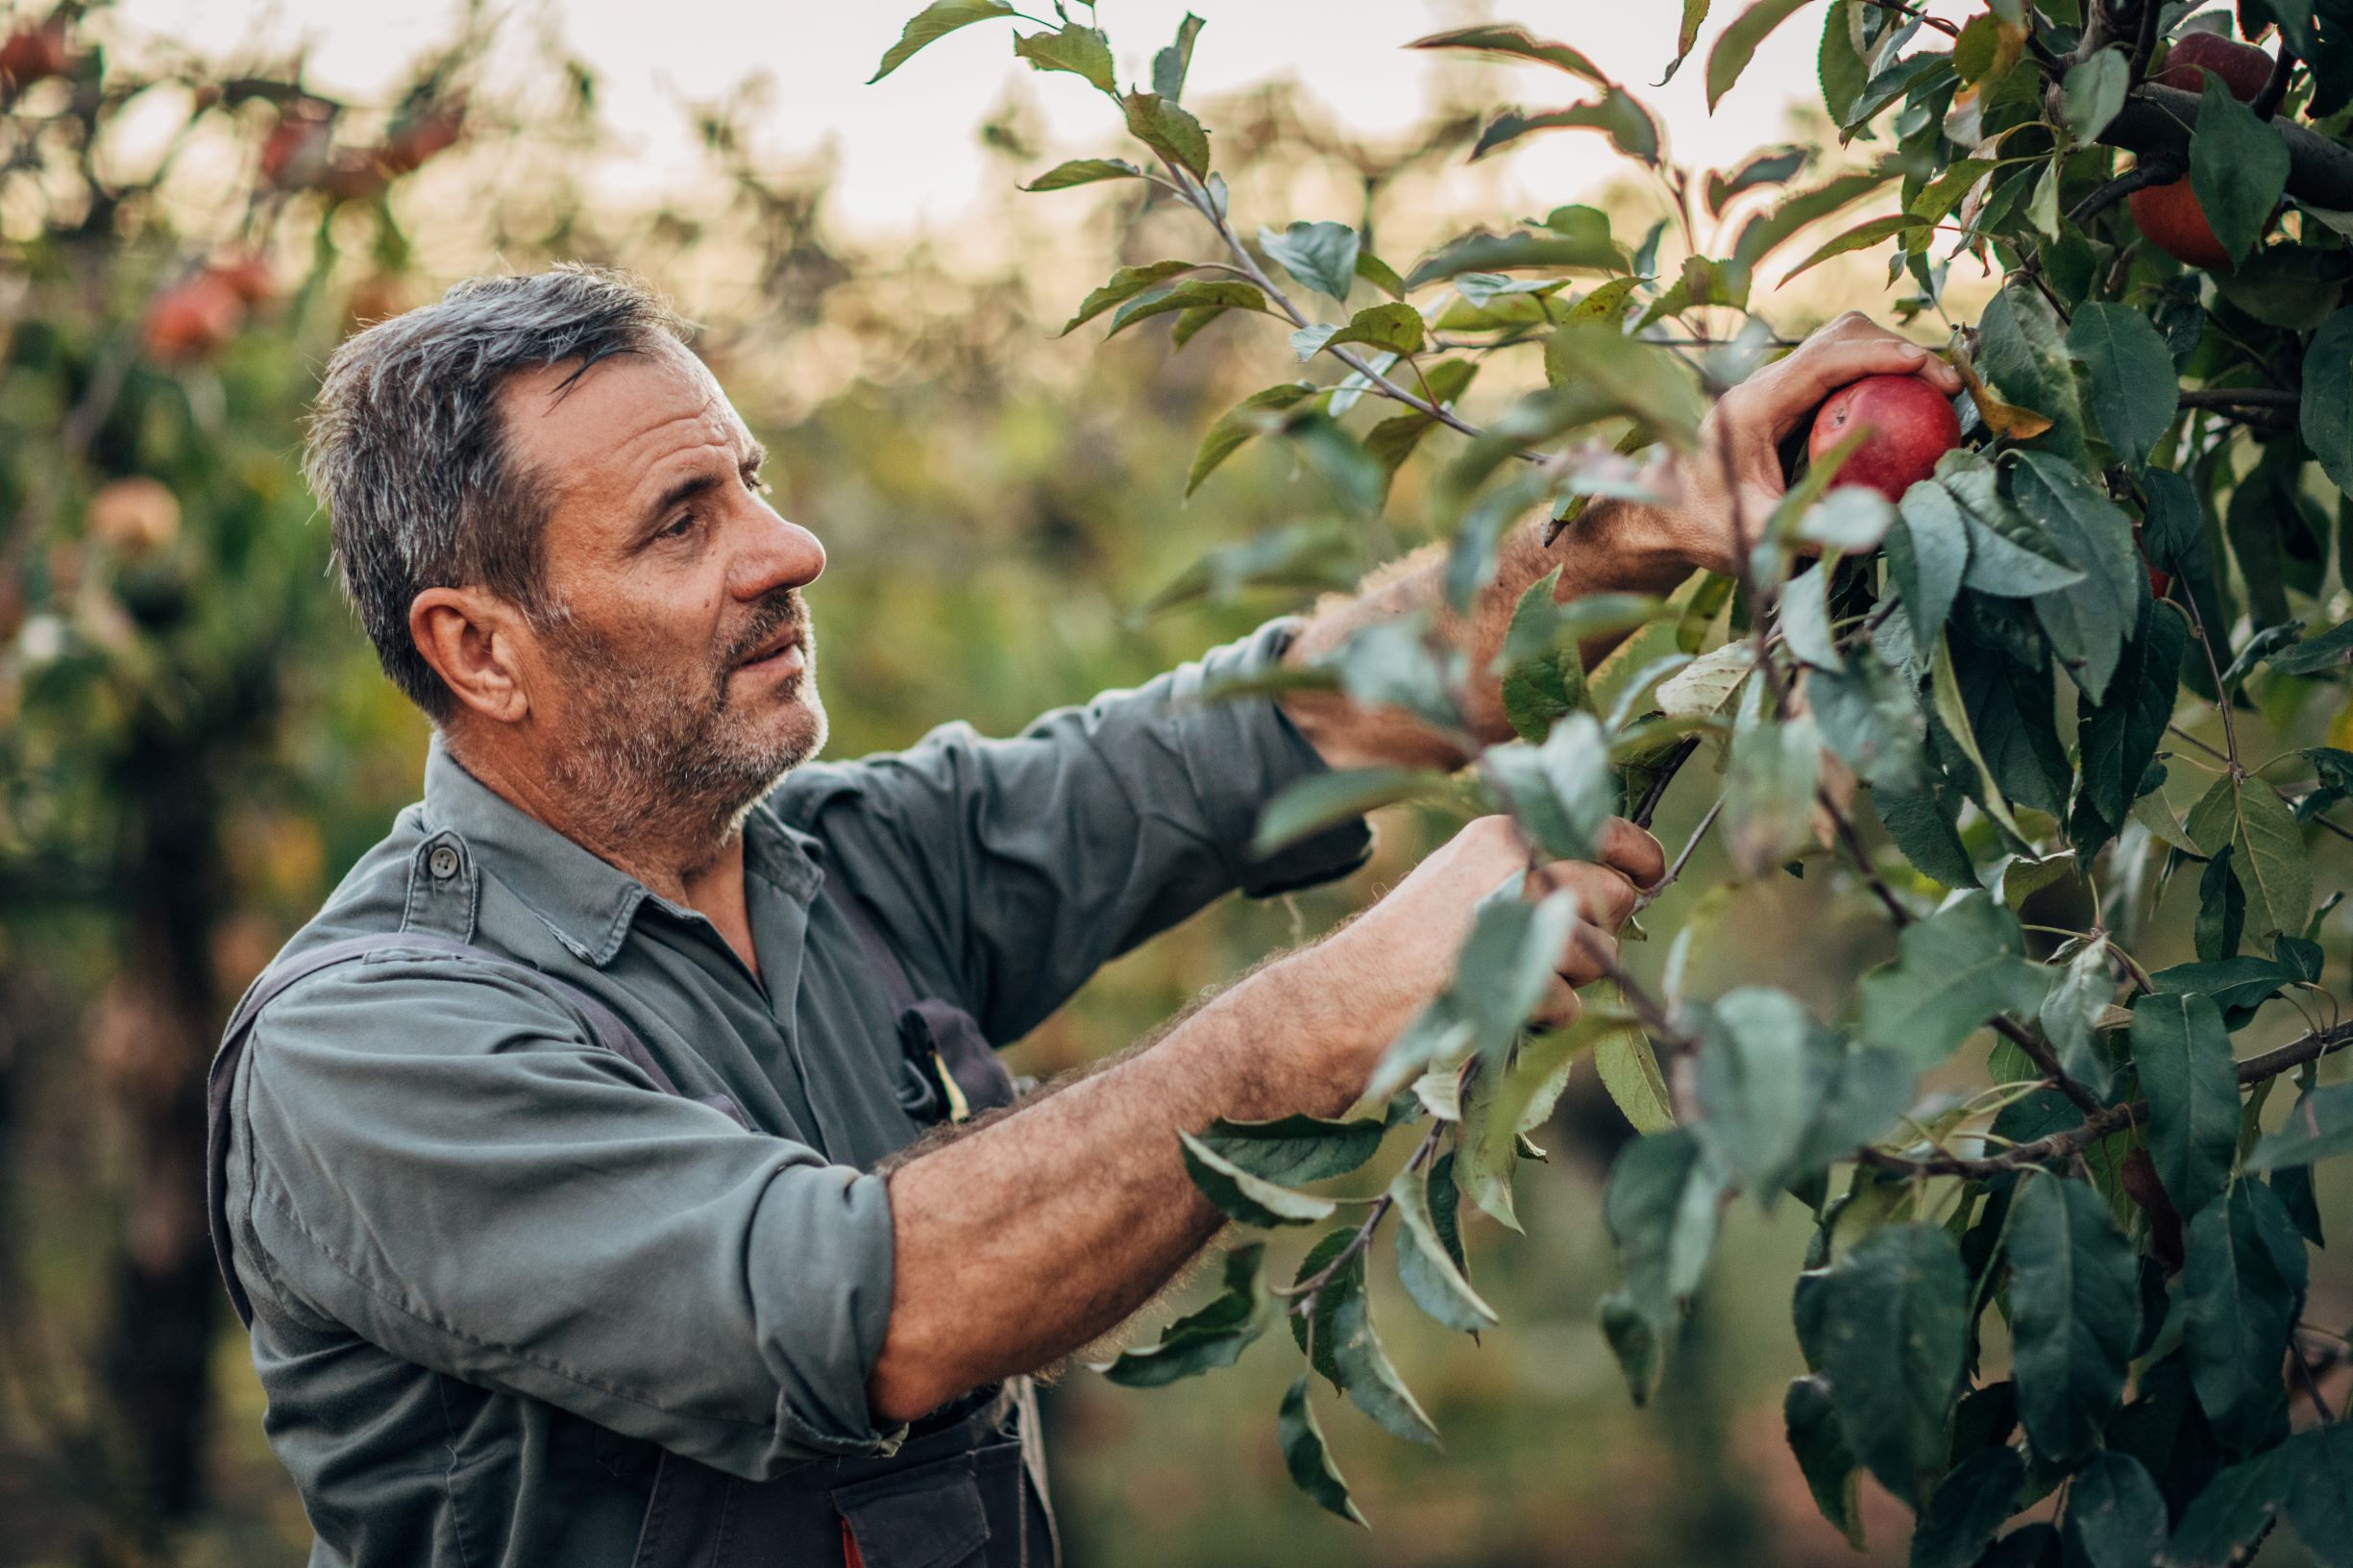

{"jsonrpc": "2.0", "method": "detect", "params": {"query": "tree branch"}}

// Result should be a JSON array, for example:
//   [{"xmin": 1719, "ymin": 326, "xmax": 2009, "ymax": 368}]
[
  {"xmin": 2254, "ymin": 45, "xmax": 2297, "ymax": 123},
  {"xmin": 2104, "ymin": 82, "xmax": 2353, "ymax": 208},
  {"xmin": 2068, "ymin": 153, "xmax": 2184, "ymax": 228},
  {"xmin": 2177, "ymin": 387, "xmax": 2301, "ymax": 409}
]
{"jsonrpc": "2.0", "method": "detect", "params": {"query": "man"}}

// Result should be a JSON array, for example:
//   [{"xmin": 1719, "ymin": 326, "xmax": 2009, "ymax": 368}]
[{"xmin": 210, "ymin": 264, "xmax": 1960, "ymax": 1567}]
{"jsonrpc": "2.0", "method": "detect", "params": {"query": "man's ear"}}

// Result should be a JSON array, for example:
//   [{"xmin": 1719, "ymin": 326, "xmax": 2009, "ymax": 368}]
[{"xmin": 409, "ymin": 587, "xmax": 534, "ymax": 725}]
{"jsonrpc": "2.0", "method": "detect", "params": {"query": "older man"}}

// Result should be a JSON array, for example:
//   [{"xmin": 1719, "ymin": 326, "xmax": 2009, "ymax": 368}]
[{"xmin": 207, "ymin": 264, "xmax": 1958, "ymax": 1567}]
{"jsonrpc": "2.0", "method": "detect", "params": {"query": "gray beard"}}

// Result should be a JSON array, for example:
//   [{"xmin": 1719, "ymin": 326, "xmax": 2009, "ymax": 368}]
[{"xmin": 538, "ymin": 600, "xmax": 826, "ymax": 870}]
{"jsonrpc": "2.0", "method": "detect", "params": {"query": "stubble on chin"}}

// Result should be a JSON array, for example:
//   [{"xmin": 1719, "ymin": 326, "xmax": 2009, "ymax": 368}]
[{"xmin": 538, "ymin": 613, "xmax": 826, "ymax": 860}]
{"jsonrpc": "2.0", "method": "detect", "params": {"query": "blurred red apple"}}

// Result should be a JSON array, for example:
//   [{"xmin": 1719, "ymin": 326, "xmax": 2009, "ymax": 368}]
[
  {"xmin": 87, "ymin": 478, "xmax": 181, "ymax": 559},
  {"xmin": 2152, "ymin": 32, "xmax": 2274, "ymax": 99},
  {"xmin": 143, "ymin": 273, "xmax": 243, "ymax": 362},
  {"xmin": 0, "ymin": 22, "xmax": 70, "ymax": 87},
  {"xmin": 1806, "ymin": 375, "xmax": 1963, "ymax": 503}
]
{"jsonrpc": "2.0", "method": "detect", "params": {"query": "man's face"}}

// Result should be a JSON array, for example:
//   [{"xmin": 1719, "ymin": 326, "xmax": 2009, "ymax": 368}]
[{"xmin": 496, "ymin": 345, "xmax": 828, "ymax": 844}]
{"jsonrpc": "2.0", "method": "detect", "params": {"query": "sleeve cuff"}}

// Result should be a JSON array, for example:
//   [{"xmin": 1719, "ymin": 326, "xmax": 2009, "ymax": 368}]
[{"xmin": 1192, "ymin": 617, "xmax": 1376, "ymax": 899}]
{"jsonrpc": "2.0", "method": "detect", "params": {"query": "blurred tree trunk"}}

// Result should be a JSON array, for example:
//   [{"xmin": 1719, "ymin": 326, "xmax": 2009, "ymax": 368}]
[{"xmin": 90, "ymin": 722, "xmax": 227, "ymax": 1525}]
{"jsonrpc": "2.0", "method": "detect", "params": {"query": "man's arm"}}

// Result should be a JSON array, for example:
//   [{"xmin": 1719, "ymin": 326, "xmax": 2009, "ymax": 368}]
[
  {"xmin": 1279, "ymin": 314, "xmax": 1967, "ymax": 772},
  {"xmin": 866, "ymin": 813, "xmax": 1664, "ymax": 1423}
]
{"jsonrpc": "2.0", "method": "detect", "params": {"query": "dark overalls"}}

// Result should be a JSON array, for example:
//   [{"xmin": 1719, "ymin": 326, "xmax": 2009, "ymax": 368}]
[{"xmin": 207, "ymin": 837, "xmax": 1056, "ymax": 1568}]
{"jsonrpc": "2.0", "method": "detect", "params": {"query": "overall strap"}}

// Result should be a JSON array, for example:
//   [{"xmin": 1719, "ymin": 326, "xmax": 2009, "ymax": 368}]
[{"xmin": 817, "ymin": 860, "xmax": 1016, "ymax": 1123}]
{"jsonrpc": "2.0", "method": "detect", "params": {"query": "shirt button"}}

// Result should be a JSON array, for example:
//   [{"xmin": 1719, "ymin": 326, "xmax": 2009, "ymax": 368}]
[{"xmin": 428, "ymin": 845, "xmax": 460, "ymax": 880}]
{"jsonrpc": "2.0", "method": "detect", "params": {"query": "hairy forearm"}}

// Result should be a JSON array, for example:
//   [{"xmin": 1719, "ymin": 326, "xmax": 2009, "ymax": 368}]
[
  {"xmin": 865, "ymin": 932, "xmax": 1416, "ymax": 1425},
  {"xmin": 1278, "ymin": 497, "xmax": 1696, "ymax": 770}
]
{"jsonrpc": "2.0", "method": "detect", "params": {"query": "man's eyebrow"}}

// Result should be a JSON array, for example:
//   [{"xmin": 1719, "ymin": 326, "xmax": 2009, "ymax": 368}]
[
  {"xmin": 741, "ymin": 437, "xmax": 768, "ymax": 472},
  {"xmin": 645, "ymin": 468, "xmax": 721, "ymax": 524}
]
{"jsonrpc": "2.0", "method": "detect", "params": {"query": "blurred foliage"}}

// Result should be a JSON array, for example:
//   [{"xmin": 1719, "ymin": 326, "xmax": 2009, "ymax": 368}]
[{"xmin": 1, "ymin": 1, "xmax": 2342, "ymax": 1566}]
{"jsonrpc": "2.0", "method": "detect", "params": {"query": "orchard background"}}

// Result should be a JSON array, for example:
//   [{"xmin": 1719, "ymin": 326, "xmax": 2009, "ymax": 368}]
[{"xmin": 2, "ymin": 2, "xmax": 2348, "ymax": 1565}]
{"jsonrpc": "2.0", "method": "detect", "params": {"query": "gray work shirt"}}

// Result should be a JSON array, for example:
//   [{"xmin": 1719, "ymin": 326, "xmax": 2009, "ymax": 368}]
[{"xmin": 219, "ymin": 619, "xmax": 1371, "ymax": 1567}]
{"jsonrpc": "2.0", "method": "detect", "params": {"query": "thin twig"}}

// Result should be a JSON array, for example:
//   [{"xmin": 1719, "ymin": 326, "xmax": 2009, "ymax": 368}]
[
  {"xmin": 2177, "ymin": 387, "xmax": 2301, "ymax": 409},
  {"xmin": 1634, "ymin": 796, "xmax": 1725, "ymax": 913},
  {"xmin": 1281, "ymin": 1118, "xmax": 1446, "ymax": 1311},
  {"xmin": 2067, "ymin": 153, "xmax": 2184, "ymax": 228},
  {"xmin": 2178, "ymin": 587, "xmax": 2243, "ymax": 772},
  {"xmin": 1629, "ymin": 735, "xmax": 1703, "ymax": 831},
  {"xmin": 2255, "ymin": 45, "xmax": 2298, "ymax": 123}
]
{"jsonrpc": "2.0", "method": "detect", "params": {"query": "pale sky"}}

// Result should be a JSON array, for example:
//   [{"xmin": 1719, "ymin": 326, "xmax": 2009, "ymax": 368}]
[{"xmin": 109, "ymin": 0, "xmax": 1917, "ymax": 236}]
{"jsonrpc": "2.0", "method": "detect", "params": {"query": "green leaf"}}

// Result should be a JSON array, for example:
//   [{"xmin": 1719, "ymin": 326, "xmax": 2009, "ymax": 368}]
[
  {"xmin": 1253, "ymin": 767, "xmax": 1444, "ymax": 857},
  {"xmin": 2066, "ymin": 302, "xmax": 2179, "ymax": 468},
  {"xmin": 1975, "ymin": 285, "xmax": 2087, "ymax": 460},
  {"xmin": 1693, "ymin": 987, "xmax": 1841, "ymax": 1199},
  {"xmin": 869, "ymin": 0, "xmax": 1015, "ymax": 82},
  {"xmin": 1941, "ymin": 467, "xmax": 2085, "ymax": 598},
  {"xmin": 2247, "ymin": 1081, "xmax": 2353, "ymax": 1171},
  {"xmin": 1722, "ymin": 709, "xmax": 1822, "ymax": 878},
  {"xmin": 2077, "ymin": 598, "xmax": 2188, "ymax": 832},
  {"xmin": 2282, "ymin": 1424, "xmax": 2353, "ymax": 1568},
  {"xmin": 2168, "ymin": 1446, "xmax": 2296, "ymax": 1568},
  {"xmin": 1889, "ymin": 486, "xmax": 1971, "ymax": 652},
  {"xmin": 1021, "ymin": 158, "xmax": 1141, "ymax": 192},
  {"xmin": 1483, "ymin": 711, "xmax": 1616, "ymax": 862},
  {"xmin": 1321, "ymin": 301, "xmax": 1424, "ymax": 357},
  {"xmin": 1531, "ymin": 321, "xmax": 1707, "ymax": 447},
  {"xmin": 2182, "ymin": 1179, "xmax": 2305, "ymax": 1452},
  {"xmin": 2006, "ymin": 1171, "xmax": 2140, "ymax": 1465},
  {"xmin": 2065, "ymin": 1452, "xmax": 2169, "ymax": 1568},
  {"xmin": 1405, "ymin": 23, "xmax": 1607, "ymax": 83},
  {"xmin": 1325, "ymin": 1262, "xmax": 1439, "ymax": 1444},
  {"xmin": 2269, "ymin": 617, "xmax": 2353, "ymax": 675},
  {"xmin": 1873, "ymin": 775, "xmax": 1978, "ymax": 888},
  {"xmin": 1949, "ymin": 612, "xmax": 2073, "ymax": 818},
  {"xmin": 1098, "ymin": 1243, "xmax": 1269, "ymax": 1386},
  {"xmin": 1858, "ymin": 893, "xmax": 2050, "ymax": 1071},
  {"xmin": 2131, "ymin": 992, "xmax": 2242, "ymax": 1221},
  {"xmin": 1928, "ymin": 631, "xmax": 2033, "ymax": 845},
  {"xmin": 1287, "ymin": 1229, "xmax": 1356, "ymax": 1382},
  {"xmin": 1473, "ymin": 92, "xmax": 1661, "ymax": 165},
  {"xmin": 1708, "ymin": 0, "xmax": 1819, "ymax": 110},
  {"xmin": 1810, "ymin": 1224, "xmax": 1971, "ymax": 1507},
  {"xmin": 2189, "ymin": 71, "xmax": 2291, "ymax": 267},
  {"xmin": 1185, "ymin": 381, "xmax": 1320, "ymax": 498},
  {"xmin": 1405, "ymin": 228, "xmax": 1618, "ymax": 289},
  {"xmin": 1258, "ymin": 221, "xmax": 1360, "ymax": 306},
  {"xmin": 1780, "ymin": 564, "xmax": 1842, "ymax": 671},
  {"xmin": 2011, "ymin": 451, "xmax": 2144, "ymax": 702},
  {"xmin": 2303, "ymin": 306, "xmax": 2353, "ymax": 496},
  {"xmin": 1366, "ymin": 888, "xmax": 1581, "ymax": 1105},
  {"xmin": 1733, "ymin": 166, "xmax": 1900, "ymax": 270},
  {"xmin": 2063, "ymin": 47, "xmax": 2133, "ymax": 142},
  {"xmin": 1061, "ymin": 259, "xmax": 1199, "ymax": 334},
  {"xmin": 2039, "ymin": 936, "xmax": 2121, "ymax": 1101},
  {"xmin": 1193, "ymin": 1114, "xmax": 1389, "ymax": 1187},
  {"xmin": 1786, "ymin": 1374, "xmax": 1866, "ymax": 1547},
  {"xmin": 1785, "ymin": 213, "xmax": 1934, "ymax": 280},
  {"xmin": 1014, "ymin": 24, "xmax": 1115, "ymax": 91},
  {"xmin": 1591, "ymin": 982, "xmax": 1677, "ymax": 1133},
  {"xmin": 1667, "ymin": 0, "xmax": 1715, "ymax": 85},
  {"xmin": 1122, "ymin": 92, "xmax": 1212, "ymax": 180},
  {"xmin": 2184, "ymin": 775, "xmax": 2311, "ymax": 939},
  {"xmin": 1107, "ymin": 280, "xmax": 1266, "ymax": 338},
  {"xmin": 1810, "ymin": 649, "xmax": 1926, "ymax": 792},
  {"xmin": 1819, "ymin": 0, "xmax": 1870, "ymax": 126},
  {"xmin": 1706, "ymin": 145, "xmax": 1806, "ymax": 213},
  {"xmin": 1391, "ymin": 1162, "xmax": 1498, "ymax": 1333},
  {"xmin": 1278, "ymin": 1375, "xmax": 1367, "ymax": 1526},
  {"xmin": 1354, "ymin": 250, "xmax": 1407, "ymax": 301},
  {"xmin": 1600, "ymin": 1128, "xmax": 1727, "ymax": 1403},
  {"xmin": 1909, "ymin": 1444, "xmax": 2026, "ymax": 1568},
  {"xmin": 1178, "ymin": 1130, "xmax": 1338, "ymax": 1228},
  {"xmin": 2151, "ymin": 940, "xmax": 2320, "ymax": 1029},
  {"xmin": 1151, "ymin": 12, "xmax": 1204, "ymax": 102}
]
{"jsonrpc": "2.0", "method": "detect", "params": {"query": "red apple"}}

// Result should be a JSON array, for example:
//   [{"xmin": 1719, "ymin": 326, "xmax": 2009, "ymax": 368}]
[
  {"xmin": 2131, "ymin": 34, "xmax": 2272, "ymax": 268},
  {"xmin": 2152, "ymin": 32, "xmax": 2274, "ymax": 99},
  {"xmin": 142, "ymin": 273, "xmax": 244, "ymax": 362},
  {"xmin": 0, "ymin": 23, "xmax": 70, "ymax": 87},
  {"xmin": 1806, "ymin": 375, "xmax": 1963, "ymax": 503}
]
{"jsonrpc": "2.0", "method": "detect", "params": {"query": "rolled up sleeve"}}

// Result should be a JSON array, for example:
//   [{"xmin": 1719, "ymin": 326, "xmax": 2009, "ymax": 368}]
[
  {"xmin": 227, "ymin": 958, "xmax": 899, "ymax": 1479},
  {"xmin": 774, "ymin": 617, "xmax": 1374, "ymax": 1043}
]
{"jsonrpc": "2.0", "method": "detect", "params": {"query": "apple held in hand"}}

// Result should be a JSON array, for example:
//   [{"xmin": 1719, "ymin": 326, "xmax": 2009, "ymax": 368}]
[
  {"xmin": 1806, "ymin": 374, "xmax": 1963, "ymax": 503},
  {"xmin": 2127, "ymin": 33, "xmax": 2273, "ymax": 269}
]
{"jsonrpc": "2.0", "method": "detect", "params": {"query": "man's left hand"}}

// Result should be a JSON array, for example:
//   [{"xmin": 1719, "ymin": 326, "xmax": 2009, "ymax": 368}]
[{"xmin": 1633, "ymin": 310, "xmax": 1966, "ymax": 577}]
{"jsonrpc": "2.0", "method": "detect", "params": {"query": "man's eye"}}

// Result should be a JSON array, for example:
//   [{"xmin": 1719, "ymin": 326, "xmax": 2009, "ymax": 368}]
[
  {"xmin": 659, "ymin": 511, "xmax": 699, "ymax": 540},
  {"xmin": 742, "ymin": 469, "xmax": 770, "ymax": 495}
]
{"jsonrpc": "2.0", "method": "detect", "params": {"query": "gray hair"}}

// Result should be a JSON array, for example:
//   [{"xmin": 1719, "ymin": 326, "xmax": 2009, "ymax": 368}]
[{"xmin": 304, "ymin": 264, "xmax": 691, "ymax": 720}]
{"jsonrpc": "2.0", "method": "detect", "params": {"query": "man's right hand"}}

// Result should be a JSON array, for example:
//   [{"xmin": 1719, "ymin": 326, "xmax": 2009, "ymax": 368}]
[{"xmin": 1324, "ymin": 813, "xmax": 1666, "ymax": 1070}]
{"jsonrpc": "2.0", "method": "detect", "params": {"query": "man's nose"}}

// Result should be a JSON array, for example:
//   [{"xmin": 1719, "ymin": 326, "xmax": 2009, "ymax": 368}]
[{"xmin": 733, "ymin": 508, "xmax": 824, "ymax": 600}]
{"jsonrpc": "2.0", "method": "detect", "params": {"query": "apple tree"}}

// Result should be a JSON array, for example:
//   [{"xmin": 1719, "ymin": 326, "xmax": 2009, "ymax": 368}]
[{"xmin": 872, "ymin": 0, "xmax": 2353, "ymax": 1560}]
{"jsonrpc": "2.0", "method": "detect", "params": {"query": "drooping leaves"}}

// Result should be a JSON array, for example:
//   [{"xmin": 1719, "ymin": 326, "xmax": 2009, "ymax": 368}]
[
  {"xmin": 2188, "ymin": 71, "xmax": 2291, "ymax": 267},
  {"xmin": 2246, "ymin": 1081, "xmax": 2353, "ymax": 1170},
  {"xmin": 1278, "ymin": 1375, "xmax": 1367, "ymax": 1526},
  {"xmin": 1390, "ymin": 1161, "xmax": 1499, "ymax": 1333},
  {"xmin": 1807, "ymin": 1224, "xmax": 1971, "ymax": 1508},
  {"xmin": 1179, "ymin": 1130, "xmax": 1338, "ymax": 1228},
  {"xmin": 2131, "ymin": 992, "xmax": 2242, "ymax": 1220},
  {"xmin": 1599, "ymin": 1129, "xmax": 1726, "ymax": 1404},
  {"xmin": 1858, "ymin": 893, "xmax": 2049, "ymax": 1070},
  {"xmin": 1192, "ymin": 1114, "xmax": 1389, "ymax": 1187},
  {"xmin": 2066, "ymin": 303, "xmax": 2179, "ymax": 468},
  {"xmin": 1098, "ymin": 1243, "xmax": 1270, "ymax": 1386},
  {"xmin": 2006, "ymin": 1170, "xmax": 2141, "ymax": 1465},
  {"xmin": 2181, "ymin": 1179, "xmax": 2306, "ymax": 1453}
]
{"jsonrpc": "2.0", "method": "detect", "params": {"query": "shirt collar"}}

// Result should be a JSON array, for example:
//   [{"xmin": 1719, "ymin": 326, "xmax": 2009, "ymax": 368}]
[{"xmin": 421, "ymin": 736, "xmax": 825, "ymax": 967}]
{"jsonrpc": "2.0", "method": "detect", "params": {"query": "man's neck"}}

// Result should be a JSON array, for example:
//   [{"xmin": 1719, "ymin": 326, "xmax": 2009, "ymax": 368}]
[{"xmin": 442, "ymin": 726, "xmax": 763, "ymax": 976}]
